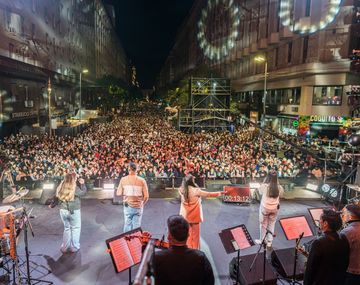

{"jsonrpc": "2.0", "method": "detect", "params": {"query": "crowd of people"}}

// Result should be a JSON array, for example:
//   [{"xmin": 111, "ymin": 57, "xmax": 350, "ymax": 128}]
[{"xmin": 0, "ymin": 111, "xmax": 340, "ymax": 185}]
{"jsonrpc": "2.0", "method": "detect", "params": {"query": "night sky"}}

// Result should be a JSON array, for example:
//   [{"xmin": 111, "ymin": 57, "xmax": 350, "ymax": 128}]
[{"xmin": 103, "ymin": 0, "xmax": 195, "ymax": 88}]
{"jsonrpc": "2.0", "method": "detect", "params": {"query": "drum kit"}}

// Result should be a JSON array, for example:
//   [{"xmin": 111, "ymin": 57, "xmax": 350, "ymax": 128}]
[{"xmin": 0, "ymin": 187, "xmax": 53, "ymax": 284}]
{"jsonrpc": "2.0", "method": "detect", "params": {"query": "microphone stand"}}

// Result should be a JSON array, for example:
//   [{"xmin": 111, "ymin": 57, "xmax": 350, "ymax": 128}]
[
  {"xmin": 249, "ymin": 229, "xmax": 274, "ymax": 285},
  {"xmin": 290, "ymin": 233, "xmax": 304, "ymax": 285}
]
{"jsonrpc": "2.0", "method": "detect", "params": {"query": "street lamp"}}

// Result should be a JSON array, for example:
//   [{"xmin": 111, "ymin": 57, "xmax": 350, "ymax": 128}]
[
  {"xmin": 79, "ymin": 69, "xmax": 89, "ymax": 120},
  {"xmin": 254, "ymin": 55, "xmax": 268, "ymax": 128},
  {"xmin": 47, "ymin": 77, "xmax": 52, "ymax": 136}
]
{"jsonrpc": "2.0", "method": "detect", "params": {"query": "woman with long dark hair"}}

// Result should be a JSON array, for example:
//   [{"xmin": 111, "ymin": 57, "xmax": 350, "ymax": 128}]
[
  {"xmin": 257, "ymin": 170, "xmax": 283, "ymax": 247},
  {"xmin": 179, "ymin": 174, "xmax": 225, "ymax": 249},
  {"xmin": 55, "ymin": 172, "xmax": 87, "ymax": 253}
]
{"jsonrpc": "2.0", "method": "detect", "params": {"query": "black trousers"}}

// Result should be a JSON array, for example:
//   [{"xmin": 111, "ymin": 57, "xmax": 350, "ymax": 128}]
[{"xmin": 345, "ymin": 272, "xmax": 360, "ymax": 285}]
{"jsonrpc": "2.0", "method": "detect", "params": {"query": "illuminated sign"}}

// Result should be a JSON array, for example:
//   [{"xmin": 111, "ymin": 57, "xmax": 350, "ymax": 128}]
[
  {"xmin": 309, "ymin": 115, "xmax": 344, "ymax": 123},
  {"xmin": 279, "ymin": 0, "xmax": 341, "ymax": 34},
  {"xmin": 292, "ymin": 120, "xmax": 299, "ymax": 127}
]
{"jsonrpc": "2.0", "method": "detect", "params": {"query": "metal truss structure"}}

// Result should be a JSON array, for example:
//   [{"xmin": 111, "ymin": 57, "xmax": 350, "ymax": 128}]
[{"xmin": 179, "ymin": 77, "xmax": 231, "ymax": 133}]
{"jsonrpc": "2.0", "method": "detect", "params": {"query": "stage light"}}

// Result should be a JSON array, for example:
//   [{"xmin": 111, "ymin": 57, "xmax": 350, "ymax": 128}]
[
  {"xmin": 103, "ymin": 183, "xmax": 115, "ymax": 190},
  {"xmin": 321, "ymin": 184, "xmax": 330, "ymax": 193},
  {"xmin": 42, "ymin": 183, "xmax": 55, "ymax": 190},
  {"xmin": 249, "ymin": 182, "xmax": 261, "ymax": 189},
  {"xmin": 306, "ymin": 183, "xmax": 318, "ymax": 191},
  {"xmin": 348, "ymin": 134, "xmax": 360, "ymax": 146}
]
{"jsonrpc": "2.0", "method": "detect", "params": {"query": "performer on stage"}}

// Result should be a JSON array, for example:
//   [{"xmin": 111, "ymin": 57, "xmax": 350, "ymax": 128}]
[
  {"xmin": 256, "ymin": 170, "xmax": 283, "ymax": 247},
  {"xmin": 154, "ymin": 215, "xmax": 214, "ymax": 285},
  {"xmin": 340, "ymin": 204, "xmax": 360, "ymax": 285},
  {"xmin": 304, "ymin": 209, "xmax": 349, "ymax": 285},
  {"xmin": 179, "ymin": 174, "xmax": 225, "ymax": 249},
  {"xmin": 117, "ymin": 162, "xmax": 149, "ymax": 232},
  {"xmin": 55, "ymin": 172, "xmax": 87, "ymax": 253}
]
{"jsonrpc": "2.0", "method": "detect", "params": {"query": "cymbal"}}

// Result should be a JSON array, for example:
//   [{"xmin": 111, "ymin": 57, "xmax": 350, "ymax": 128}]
[{"xmin": 2, "ymin": 188, "xmax": 29, "ymax": 204}]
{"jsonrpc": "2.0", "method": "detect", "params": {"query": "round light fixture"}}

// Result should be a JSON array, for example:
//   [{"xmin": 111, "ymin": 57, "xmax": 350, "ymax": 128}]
[
  {"xmin": 279, "ymin": 0, "xmax": 341, "ymax": 34},
  {"xmin": 197, "ymin": 0, "xmax": 240, "ymax": 60},
  {"xmin": 321, "ymin": 184, "xmax": 330, "ymax": 193}
]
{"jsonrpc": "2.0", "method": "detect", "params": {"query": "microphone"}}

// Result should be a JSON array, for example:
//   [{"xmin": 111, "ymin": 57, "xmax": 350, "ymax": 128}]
[{"xmin": 266, "ymin": 229, "xmax": 276, "ymax": 237}]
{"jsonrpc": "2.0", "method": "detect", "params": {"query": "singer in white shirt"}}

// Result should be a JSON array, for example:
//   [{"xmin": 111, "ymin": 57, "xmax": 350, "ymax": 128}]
[{"xmin": 256, "ymin": 170, "xmax": 284, "ymax": 247}]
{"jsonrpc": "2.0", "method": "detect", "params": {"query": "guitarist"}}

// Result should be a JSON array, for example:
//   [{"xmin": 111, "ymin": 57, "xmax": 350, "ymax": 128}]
[{"xmin": 303, "ymin": 209, "xmax": 349, "ymax": 285}]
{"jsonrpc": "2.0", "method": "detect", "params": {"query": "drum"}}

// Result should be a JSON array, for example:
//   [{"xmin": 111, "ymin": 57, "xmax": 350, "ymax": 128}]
[{"xmin": 0, "ymin": 205, "xmax": 15, "ymax": 257}]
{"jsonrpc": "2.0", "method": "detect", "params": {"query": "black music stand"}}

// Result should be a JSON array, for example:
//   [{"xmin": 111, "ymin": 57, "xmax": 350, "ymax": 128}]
[
  {"xmin": 105, "ymin": 228, "xmax": 143, "ymax": 285},
  {"xmin": 279, "ymin": 216, "xmax": 313, "ymax": 285},
  {"xmin": 308, "ymin": 207, "xmax": 335, "ymax": 236},
  {"xmin": 219, "ymin": 224, "xmax": 254, "ymax": 284}
]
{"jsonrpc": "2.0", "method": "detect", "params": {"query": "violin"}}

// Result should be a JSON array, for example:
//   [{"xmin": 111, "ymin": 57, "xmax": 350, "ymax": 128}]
[{"xmin": 125, "ymin": 231, "xmax": 170, "ymax": 249}]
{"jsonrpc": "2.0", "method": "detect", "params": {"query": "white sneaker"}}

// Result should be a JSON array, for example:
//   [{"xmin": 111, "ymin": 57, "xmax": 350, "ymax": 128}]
[{"xmin": 255, "ymin": 239, "xmax": 261, "ymax": 245}]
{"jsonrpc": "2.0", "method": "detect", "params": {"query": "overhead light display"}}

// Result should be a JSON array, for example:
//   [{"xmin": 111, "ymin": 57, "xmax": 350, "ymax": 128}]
[
  {"xmin": 197, "ymin": 0, "xmax": 240, "ymax": 60},
  {"xmin": 279, "ymin": 0, "xmax": 341, "ymax": 34}
]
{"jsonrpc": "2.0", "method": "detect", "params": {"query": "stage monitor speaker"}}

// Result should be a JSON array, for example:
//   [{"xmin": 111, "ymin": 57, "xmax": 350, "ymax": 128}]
[
  {"xmin": 229, "ymin": 252, "xmax": 277, "ymax": 285},
  {"xmin": 270, "ymin": 248, "xmax": 307, "ymax": 279}
]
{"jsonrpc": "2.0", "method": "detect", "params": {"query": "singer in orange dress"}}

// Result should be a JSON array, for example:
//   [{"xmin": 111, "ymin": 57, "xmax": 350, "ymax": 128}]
[{"xmin": 178, "ymin": 174, "xmax": 225, "ymax": 249}]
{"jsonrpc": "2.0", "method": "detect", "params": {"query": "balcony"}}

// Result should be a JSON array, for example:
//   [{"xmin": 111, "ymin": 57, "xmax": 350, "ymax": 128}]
[
  {"xmin": 258, "ymin": 38, "xmax": 268, "ymax": 50},
  {"xmin": 280, "ymin": 27, "xmax": 293, "ymax": 39},
  {"xmin": 250, "ymin": 43, "xmax": 258, "ymax": 53},
  {"xmin": 242, "ymin": 47, "xmax": 250, "ymax": 56},
  {"xmin": 268, "ymin": 33, "xmax": 279, "ymax": 45}
]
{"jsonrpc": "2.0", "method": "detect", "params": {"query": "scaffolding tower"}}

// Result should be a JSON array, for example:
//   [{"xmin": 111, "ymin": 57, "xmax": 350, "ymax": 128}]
[{"xmin": 179, "ymin": 77, "xmax": 231, "ymax": 133}]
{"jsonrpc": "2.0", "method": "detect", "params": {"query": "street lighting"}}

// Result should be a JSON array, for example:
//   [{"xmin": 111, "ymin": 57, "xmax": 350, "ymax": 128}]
[
  {"xmin": 47, "ymin": 77, "xmax": 52, "ymax": 136},
  {"xmin": 79, "ymin": 69, "xmax": 89, "ymax": 121},
  {"xmin": 254, "ymin": 55, "xmax": 268, "ymax": 128}
]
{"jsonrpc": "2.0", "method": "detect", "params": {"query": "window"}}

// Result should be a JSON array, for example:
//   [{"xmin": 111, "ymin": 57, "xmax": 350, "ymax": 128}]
[
  {"xmin": 305, "ymin": 0, "xmax": 311, "ymax": 17},
  {"xmin": 287, "ymin": 42, "xmax": 292, "ymax": 63},
  {"xmin": 303, "ymin": 36, "xmax": 309, "ymax": 63},
  {"xmin": 313, "ymin": 86, "xmax": 343, "ymax": 105}
]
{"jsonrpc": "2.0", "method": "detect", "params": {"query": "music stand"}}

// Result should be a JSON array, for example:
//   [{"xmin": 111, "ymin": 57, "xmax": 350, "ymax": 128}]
[
  {"xmin": 279, "ymin": 216, "xmax": 313, "ymax": 285},
  {"xmin": 105, "ymin": 228, "xmax": 143, "ymax": 285},
  {"xmin": 308, "ymin": 207, "xmax": 335, "ymax": 235},
  {"xmin": 219, "ymin": 224, "xmax": 254, "ymax": 284}
]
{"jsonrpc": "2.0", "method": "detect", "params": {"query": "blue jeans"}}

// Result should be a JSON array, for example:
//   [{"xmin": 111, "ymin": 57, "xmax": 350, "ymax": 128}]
[
  {"xmin": 59, "ymin": 209, "xmax": 81, "ymax": 252},
  {"xmin": 123, "ymin": 205, "xmax": 143, "ymax": 232}
]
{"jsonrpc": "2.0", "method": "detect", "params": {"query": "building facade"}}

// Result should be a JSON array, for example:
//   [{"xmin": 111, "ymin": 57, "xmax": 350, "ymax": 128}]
[
  {"xmin": 0, "ymin": 0, "xmax": 129, "ymax": 137},
  {"xmin": 157, "ymin": 0, "xmax": 360, "ymax": 138}
]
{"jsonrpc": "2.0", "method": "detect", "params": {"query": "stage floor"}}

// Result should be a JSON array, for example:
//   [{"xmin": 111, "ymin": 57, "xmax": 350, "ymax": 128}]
[{"xmin": 6, "ymin": 198, "xmax": 328, "ymax": 285}]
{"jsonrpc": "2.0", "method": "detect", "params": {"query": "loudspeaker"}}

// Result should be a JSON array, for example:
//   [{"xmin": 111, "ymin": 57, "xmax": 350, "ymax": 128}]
[
  {"xmin": 271, "ymin": 248, "xmax": 307, "ymax": 279},
  {"xmin": 38, "ymin": 188, "xmax": 57, "ymax": 205},
  {"xmin": 229, "ymin": 253, "xmax": 277, "ymax": 285}
]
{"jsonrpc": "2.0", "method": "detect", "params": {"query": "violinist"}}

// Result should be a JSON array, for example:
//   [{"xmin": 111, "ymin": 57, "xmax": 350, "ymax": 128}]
[{"xmin": 153, "ymin": 215, "xmax": 214, "ymax": 285}]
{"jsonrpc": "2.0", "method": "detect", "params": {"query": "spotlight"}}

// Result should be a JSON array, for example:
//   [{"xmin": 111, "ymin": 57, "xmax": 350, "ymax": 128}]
[
  {"xmin": 249, "ymin": 182, "xmax": 261, "ymax": 189},
  {"xmin": 103, "ymin": 183, "xmax": 115, "ymax": 190},
  {"xmin": 42, "ymin": 183, "xmax": 55, "ymax": 190},
  {"xmin": 306, "ymin": 183, "xmax": 319, "ymax": 191},
  {"xmin": 321, "ymin": 184, "xmax": 330, "ymax": 193},
  {"xmin": 348, "ymin": 134, "xmax": 360, "ymax": 146},
  {"xmin": 329, "ymin": 188, "xmax": 339, "ymax": 198}
]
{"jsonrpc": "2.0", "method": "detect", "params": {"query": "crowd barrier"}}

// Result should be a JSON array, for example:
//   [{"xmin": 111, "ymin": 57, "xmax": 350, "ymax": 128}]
[{"xmin": 4, "ymin": 176, "xmax": 300, "ymax": 192}]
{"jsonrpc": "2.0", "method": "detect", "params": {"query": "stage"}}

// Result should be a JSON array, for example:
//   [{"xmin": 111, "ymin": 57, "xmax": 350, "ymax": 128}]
[{"xmin": 5, "ymin": 198, "xmax": 328, "ymax": 285}]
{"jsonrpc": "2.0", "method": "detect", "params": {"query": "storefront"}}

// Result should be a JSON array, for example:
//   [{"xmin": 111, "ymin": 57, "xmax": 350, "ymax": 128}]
[
  {"xmin": 277, "ymin": 114, "xmax": 299, "ymax": 135},
  {"xmin": 298, "ymin": 115, "xmax": 352, "ymax": 140}
]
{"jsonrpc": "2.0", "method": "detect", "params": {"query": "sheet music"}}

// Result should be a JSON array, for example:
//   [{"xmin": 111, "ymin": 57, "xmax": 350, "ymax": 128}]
[
  {"xmin": 126, "ymin": 232, "xmax": 143, "ymax": 264},
  {"xmin": 108, "ymin": 238, "xmax": 134, "ymax": 272},
  {"xmin": 230, "ymin": 226, "xmax": 251, "ymax": 250}
]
